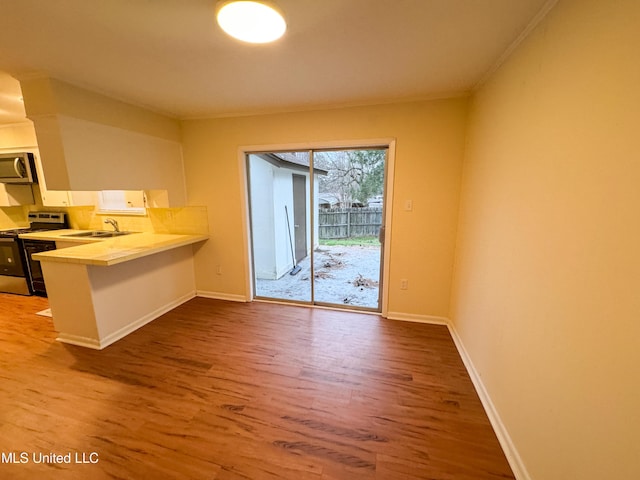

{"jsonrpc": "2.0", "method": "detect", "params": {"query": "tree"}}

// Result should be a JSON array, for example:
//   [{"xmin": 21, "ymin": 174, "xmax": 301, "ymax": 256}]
[{"xmin": 315, "ymin": 149, "xmax": 385, "ymax": 206}]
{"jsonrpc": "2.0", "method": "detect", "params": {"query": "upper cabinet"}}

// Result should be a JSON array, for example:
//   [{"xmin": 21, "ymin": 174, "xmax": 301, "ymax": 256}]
[
  {"xmin": 96, "ymin": 189, "xmax": 146, "ymax": 214},
  {"xmin": 40, "ymin": 188, "xmax": 97, "ymax": 207},
  {"xmin": 30, "ymin": 148, "xmax": 96, "ymax": 207}
]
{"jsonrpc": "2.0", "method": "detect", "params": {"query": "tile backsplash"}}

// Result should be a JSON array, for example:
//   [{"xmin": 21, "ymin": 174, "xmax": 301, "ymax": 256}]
[
  {"xmin": 1, "ymin": 205, "xmax": 209, "ymax": 235},
  {"xmin": 68, "ymin": 206, "xmax": 209, "ymax": 234},
  {"xmin": 0, "ymin": 206, "xmax": 30, "ymax": 229},
  {"xmin": 148, "ymin": 206, "xmax": 209, "ymax": 234}
]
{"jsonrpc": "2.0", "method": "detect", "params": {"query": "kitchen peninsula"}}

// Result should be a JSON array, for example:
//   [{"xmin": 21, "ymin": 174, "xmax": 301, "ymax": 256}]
[{"xmin": 19, "ymin": 230, "xmax": 208, "ymax": 349}]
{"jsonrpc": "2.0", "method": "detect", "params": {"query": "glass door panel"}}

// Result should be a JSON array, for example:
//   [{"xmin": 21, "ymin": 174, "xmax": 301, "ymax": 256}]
[
  {"xmin": 312, "ymin": 149, "xmax": 385, "ymax": 310},
  {"xmin": 248, "ymin": 151, "xmax": 312, "ymax": 303}
]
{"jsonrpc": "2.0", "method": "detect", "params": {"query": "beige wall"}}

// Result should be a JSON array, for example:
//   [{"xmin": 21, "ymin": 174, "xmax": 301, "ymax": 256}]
[
  {"xmin": 0, "ymin": 123, "xmax": 37, "ymax": 148},
  {"xmin": 451, "ymin": 0, "xmax": 640, "ymax": 478},
  {"xmin": 182, "ymin": 98, "xmax": 468, "ymax": 316}
]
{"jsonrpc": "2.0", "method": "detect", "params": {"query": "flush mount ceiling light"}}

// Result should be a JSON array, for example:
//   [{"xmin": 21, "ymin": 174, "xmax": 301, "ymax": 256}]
[{"xmin": 216, "ymin": 1, "xmax": 286, "ymax": 44}]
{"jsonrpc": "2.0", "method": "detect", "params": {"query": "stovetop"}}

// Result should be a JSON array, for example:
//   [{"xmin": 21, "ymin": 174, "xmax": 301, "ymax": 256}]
[
  {"xmin": 0, "ymin": 212, "xmax": 68, "ymax": 239},
  {"xmin": 0, "ymin": 228, "xmax": 31, "ymax": 238},
  {"xmin": 0, "ymin": 227, "xmax": 62, "ymax": 237}
]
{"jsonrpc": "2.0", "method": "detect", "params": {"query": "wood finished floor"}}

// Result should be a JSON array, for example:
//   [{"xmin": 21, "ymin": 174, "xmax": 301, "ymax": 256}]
[{"xmin": 0, "ymin": 294, "xmax": 514, "ymax": 479}]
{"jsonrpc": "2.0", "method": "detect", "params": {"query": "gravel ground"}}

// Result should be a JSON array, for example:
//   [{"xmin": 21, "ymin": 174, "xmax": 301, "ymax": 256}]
[{"xmin": 256, "ymin": 245, "xmax": 381, "ymax": 309}]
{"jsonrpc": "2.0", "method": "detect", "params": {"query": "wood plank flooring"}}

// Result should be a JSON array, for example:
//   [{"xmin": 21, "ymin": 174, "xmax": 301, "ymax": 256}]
[{"xmin": 0, "ymin": 294, "xmax": 514, "ymax": 479}]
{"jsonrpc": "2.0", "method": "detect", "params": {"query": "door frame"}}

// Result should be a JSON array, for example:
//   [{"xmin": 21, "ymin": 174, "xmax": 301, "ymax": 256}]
[{"xmin": 239, "ymin": 138, "xmax": 396, "ymax": 317}]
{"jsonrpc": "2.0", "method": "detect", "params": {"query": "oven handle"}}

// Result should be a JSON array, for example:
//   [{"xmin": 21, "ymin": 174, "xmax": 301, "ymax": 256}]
[{"xmin": 0, "ymin": 237, "xmax": 18, "ymax": 243}]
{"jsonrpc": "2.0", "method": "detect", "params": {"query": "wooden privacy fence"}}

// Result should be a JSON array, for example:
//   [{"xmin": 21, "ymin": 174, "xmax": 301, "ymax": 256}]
[{"xmin": 318, "ymin": 207, "xmax": 382, "ymax": 239}]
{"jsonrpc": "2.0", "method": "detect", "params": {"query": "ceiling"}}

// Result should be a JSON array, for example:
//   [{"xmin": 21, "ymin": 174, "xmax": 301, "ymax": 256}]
[{"xmin": 0, "ymin": 0, "xmax": 553, "ymax": 122}]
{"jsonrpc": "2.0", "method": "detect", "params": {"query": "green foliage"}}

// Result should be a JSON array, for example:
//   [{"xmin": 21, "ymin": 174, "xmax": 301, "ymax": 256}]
[
  {"xmin": 315, "ymin": 149, "xmax": 385, "ymax": 206},
  {"xmin": 347, "ymin": 150, "xmax": 385, "ymax": 204},
  {"xmin": 319, "ymin": 236, "xmax": 380, "ymax": 247}
]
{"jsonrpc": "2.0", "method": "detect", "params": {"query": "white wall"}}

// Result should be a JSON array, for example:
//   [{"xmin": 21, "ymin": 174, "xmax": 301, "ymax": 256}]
[
  {"xmin": 248, "ymin": 155, "xmax": 276, "ymax": 279},
  {"xmin": 249, "ymin": 154, "xmax": 319, "ymax": 280},
  {"xmin": 272, "ymin": 167, "xmax": 295, "ymax": 277}
]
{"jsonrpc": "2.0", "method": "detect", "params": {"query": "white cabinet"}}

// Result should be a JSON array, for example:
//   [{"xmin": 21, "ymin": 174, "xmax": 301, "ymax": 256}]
[
  {"xmin": 97, "ymin": 190, "xmax": 146, "ymax": 214},
  {"xmin": 39, "ymin": 188, "xmax": 68, "ymax": 206},
  {"xmin": 124, "ymin": 190, "xmax": 146, "ymax": 208},
  {"xmin": 70, "ymin": 191, "xmax": 98, "ymax": 206},
  {"xmin": 0, "ymin": 183, "xmax": 35, "ymax": 206},
  {"xmin": 40, "ymin": 187, "xmax": 97, "ymax": 207},
  {"xmin": 32, "ymin": 149, "xmax": 97, "ymax": 207}
]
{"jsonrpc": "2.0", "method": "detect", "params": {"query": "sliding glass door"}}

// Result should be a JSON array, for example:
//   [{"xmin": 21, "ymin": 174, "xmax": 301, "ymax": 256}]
[{"xmin": 247, "ymin": 147, "xmax": 387, "ymax": 312}]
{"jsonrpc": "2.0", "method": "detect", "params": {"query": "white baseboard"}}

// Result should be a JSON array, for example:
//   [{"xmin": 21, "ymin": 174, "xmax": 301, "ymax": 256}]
[
  {"xmin": 196, "ymin": 290, "xmax": 249, "ymax": 302},
  {"xmin": 447, "ymin": 322, "xmax": 531, "ymax": 480},
  {"xmin": 385, "ymin": 311, "xmax": 449, "ymax": 325},
  {"xmin": 56, "ymin": 333, "xmax": 102, "ymax": 350},
  {"xmin": 58, "ymin": 291, "xmax": 197, "ymax": 350}
]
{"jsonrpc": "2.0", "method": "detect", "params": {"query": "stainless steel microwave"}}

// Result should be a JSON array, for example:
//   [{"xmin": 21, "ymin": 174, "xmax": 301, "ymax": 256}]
[{"xmin": 0, "ymin": 152, "xmax": 38, "ymax": 184}]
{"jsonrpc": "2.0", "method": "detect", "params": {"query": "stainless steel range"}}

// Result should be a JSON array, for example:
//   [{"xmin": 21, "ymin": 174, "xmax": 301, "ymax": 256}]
[{"xmin": 0, "ymin": 211, "xmax": 68, "ymax": 296}]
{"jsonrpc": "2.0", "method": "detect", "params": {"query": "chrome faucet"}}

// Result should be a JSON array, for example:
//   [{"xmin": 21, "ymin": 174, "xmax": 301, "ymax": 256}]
[{"xmin": 104, "ymin": 218, "xmax": 120, "ymax": 232}]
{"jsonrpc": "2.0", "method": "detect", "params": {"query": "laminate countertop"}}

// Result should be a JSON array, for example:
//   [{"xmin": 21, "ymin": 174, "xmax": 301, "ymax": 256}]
[{"xmin": 19, "ymin": 229, "xmax": 208, "ymax": 267}]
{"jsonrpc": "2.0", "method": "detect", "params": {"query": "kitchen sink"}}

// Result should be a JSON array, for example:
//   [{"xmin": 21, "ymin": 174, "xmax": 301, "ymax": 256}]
[{"xmin": 62, "ymin": 231, "xmax": 135, "ymax": 238}]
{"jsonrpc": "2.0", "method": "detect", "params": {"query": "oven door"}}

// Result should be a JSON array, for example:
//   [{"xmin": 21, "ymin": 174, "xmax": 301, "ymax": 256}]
[
  {"xmin": 0, "ymin": 237, "xmax": 25, "ymax": 276},
  {"xmin": 22, "ymin": 240, "xmax": 57, "ymax": 296},
  {"xmin": 0, "ymin": 237, "xmax": 30, "ymax": 295}
]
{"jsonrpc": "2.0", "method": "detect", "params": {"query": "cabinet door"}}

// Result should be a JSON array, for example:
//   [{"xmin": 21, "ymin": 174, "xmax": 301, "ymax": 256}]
[
  {"xmin": 124, "ymin": 190, "xmax": 146, "ymax": 208},
  {"xmin": 42, "ymin": 190, "xmax": 97, "ymax": 206},
  {"xmin": 97, "ymin": 190, "xmax": 146, "ymax": 213},
  {"xmin": 69, "ymin": 191, "xmax": 98, "ymax": 206},
  {"xmin": 32, "ymin": 150, "xmax": 69, "ymax": 206},
  {"xmin": 41, "ymin": 189, "xmax": 71, "ymax": 206},
  {"xmin": 33, "ymin": 149, "xmax": 96, "ymax": 207}
]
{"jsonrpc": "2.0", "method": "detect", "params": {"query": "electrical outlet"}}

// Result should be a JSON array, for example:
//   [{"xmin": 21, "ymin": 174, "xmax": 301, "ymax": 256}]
[
  {"xmin": 404, "ymin": 199, "xmax": 413, "ymax": 211},
  {"xmin": 216, "ymin": 265, "xmax": 222, "ymax": 275},
  {"xmin": 400, "ymin": 279, "xmax": 408, "ymax": 290}
]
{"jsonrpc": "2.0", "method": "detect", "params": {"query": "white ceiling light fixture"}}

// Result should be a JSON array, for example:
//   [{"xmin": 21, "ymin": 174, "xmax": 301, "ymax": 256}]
[{"xmin": 216, "ymin": 1, "xmax": 286, "ymax": 44}]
